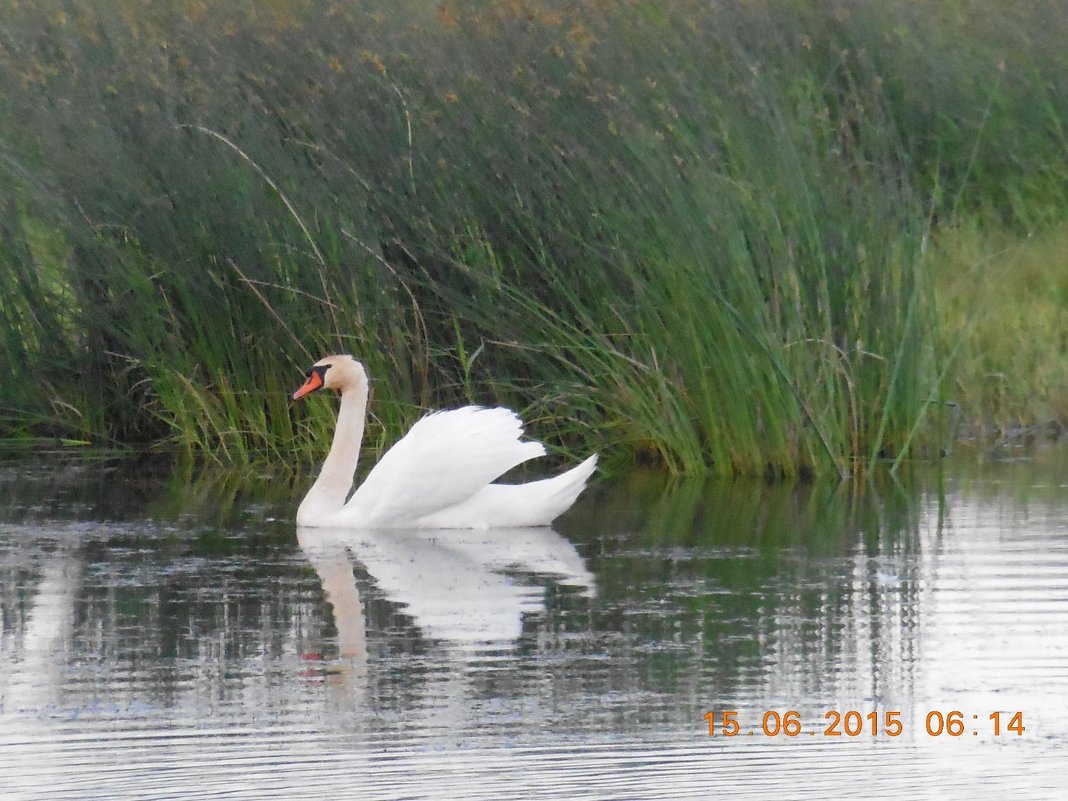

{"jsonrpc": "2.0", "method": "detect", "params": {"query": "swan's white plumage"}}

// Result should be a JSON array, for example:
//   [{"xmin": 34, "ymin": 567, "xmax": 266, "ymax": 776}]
[
  {"xmin": 335, "ymin": 406, "xmax": 546, "ymax": 527},
  {"xmin": 411, "ymin": 454, "xmax": 598, "ymax": 529},
  {"xmin": 293, "ymin": 355, "xmax": 597, "ymax": 529}
]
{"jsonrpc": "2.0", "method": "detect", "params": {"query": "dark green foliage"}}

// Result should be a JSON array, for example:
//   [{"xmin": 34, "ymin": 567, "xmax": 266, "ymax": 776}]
[{"xmin": 0, "ymin": 1, "xmax": 1065, "ymax": 473}]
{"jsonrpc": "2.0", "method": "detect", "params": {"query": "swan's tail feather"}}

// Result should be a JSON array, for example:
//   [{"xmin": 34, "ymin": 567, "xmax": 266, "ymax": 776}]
[
  {"xmin": 409, "ymin": 453, "xmax": 599, "ymax": 529},
  {"xmin": 534, "ymin": 453, "xmax": 599, "ymax": 523}
]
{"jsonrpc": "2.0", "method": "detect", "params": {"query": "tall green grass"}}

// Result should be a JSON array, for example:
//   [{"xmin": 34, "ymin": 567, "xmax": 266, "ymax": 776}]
[{"xmin": 1, "ymin": 1, "xmax": 1066, "ymax": 474}]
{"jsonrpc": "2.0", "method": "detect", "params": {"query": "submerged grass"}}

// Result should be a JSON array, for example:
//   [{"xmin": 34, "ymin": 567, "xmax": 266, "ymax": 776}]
[{"xmin": 0, "ymin": 1, "xmax": 1066, "ymax": 475}]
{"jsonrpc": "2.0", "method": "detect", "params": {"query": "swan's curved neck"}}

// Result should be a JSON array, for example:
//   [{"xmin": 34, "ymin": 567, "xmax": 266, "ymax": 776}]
[{"xmin": 297, "ymin": 384, "xmax": 367, "ymax": 525}]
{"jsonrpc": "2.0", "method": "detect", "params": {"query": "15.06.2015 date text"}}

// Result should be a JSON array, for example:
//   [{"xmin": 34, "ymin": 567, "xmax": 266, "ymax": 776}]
[{"xmin": 703, "ymin": 709, "xmax": 1026, "ymax": 738}]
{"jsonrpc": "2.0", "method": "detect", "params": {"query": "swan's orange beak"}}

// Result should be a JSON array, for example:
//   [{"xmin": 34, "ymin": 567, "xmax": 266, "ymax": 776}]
[{"xmin": 292, "ymin": 370, "xmax": 325, "ymax": 400}]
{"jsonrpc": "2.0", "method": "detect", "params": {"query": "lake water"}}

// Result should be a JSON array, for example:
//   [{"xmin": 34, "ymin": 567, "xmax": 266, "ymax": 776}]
[{"xmin": 2, "ymin": 450, "xmax": 1067, "ymax": 799}]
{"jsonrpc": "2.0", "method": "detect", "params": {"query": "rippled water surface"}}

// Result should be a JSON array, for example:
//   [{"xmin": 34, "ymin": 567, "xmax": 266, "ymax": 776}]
[{"xmin": 2, "ymin": 452, "xmax": 1068, "ymax": 799}]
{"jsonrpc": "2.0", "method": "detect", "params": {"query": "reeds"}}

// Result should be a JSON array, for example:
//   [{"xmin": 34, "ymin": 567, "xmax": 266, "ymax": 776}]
[{"xmin": 1, "ymin": 1, "xmax": 1066, "ymax": 474}]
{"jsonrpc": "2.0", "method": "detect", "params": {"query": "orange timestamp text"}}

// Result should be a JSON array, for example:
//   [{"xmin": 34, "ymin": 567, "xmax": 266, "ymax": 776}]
[{"xmin": 703, "ymin": 709, "xmax": 1025, "ymax": 738}]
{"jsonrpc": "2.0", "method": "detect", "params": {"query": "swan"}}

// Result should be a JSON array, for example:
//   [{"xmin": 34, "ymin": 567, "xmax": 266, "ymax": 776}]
[{"xmin": 292, "ymin": 355, "xmax": 598, "ymax": 528}]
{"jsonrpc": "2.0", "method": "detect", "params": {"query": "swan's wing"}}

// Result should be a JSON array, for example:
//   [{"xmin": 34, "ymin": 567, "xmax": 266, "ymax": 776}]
[{"xmin": 340, "ymin": 406, "xmax": 546, "ymax": 526}]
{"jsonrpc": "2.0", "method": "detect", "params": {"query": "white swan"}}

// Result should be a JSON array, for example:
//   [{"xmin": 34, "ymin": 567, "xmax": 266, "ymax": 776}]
[{"xmin": 292, "ymin": 355, "xmax": 598, "ymax": 528}]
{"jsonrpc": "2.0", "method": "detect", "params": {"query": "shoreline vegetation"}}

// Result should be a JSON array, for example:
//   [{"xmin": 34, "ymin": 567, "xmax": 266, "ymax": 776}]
[{"xmin": 1, "ymin": 1, "xmax": 1066, "ymax": 477}]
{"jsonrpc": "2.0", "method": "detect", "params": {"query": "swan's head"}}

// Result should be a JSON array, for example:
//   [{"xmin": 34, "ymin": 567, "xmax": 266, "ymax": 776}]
[{"xmin": 291, "ymin": 355, "xmax": 367, "ymax": 400}]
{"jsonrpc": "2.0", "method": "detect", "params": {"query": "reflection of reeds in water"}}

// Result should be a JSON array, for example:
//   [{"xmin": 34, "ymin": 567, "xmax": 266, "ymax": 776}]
[
  {"xmin": 568, "ymin": 469, "xmax": 929, "ymax": 719},
  {"xmin": 4, "ymin": 459, "xmax": 1067, "ymax": 748},
  {"xmin": 0, "ymin": 459, "xmax": 601, "ymax": 724},
  {"xmin": 4, "ymin": 3, "xmax": 1067, "ymax": 474}
]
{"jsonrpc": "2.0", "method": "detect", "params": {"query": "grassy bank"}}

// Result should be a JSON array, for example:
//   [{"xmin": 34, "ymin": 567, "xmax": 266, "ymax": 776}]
[
  {"xmin": 1, "ymin": 1, "xmax": 1066, "ymax": 475},
  {"xmin": 934, "ymin": 222, "xmax": 1068, "ymax": 437}
]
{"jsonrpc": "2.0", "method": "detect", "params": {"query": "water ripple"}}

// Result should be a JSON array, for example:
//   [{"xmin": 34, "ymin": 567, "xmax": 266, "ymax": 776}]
[{"xmin": 3, "ymin": 463, "xmax": 1068, "ymax": 798}]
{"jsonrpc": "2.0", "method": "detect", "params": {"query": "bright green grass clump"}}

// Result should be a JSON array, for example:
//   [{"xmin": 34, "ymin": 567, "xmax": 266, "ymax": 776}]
[
  {"xmin": 1, "ymin": 1, "xmax": 1066, "ymax": 475},
  {"xmin": 934, "ymin": 222, "xmax": 1068, "ymax": 435}
]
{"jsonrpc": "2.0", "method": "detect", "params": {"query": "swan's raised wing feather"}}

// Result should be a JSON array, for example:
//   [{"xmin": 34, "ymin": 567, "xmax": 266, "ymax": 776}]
[{"xmin": 336, "ymin": 406, "xmax": 546, "ymax": 526}]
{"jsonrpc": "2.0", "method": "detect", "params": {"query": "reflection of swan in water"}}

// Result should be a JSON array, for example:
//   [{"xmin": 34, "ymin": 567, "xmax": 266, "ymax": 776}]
[
  {"xmin": 297, "ymin": 528, "xmax": 368, "ymax": 662},
  {"xmin": 1, "ymin": 548, "xmax": 80, "ymax": 710},
  {"xmin": 297, "ymin": 525, "xmax": 593, "ymax": 651},
  {"xmin": 0, "ymin": 545, "xmax": 81, "ymax": 799}
]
